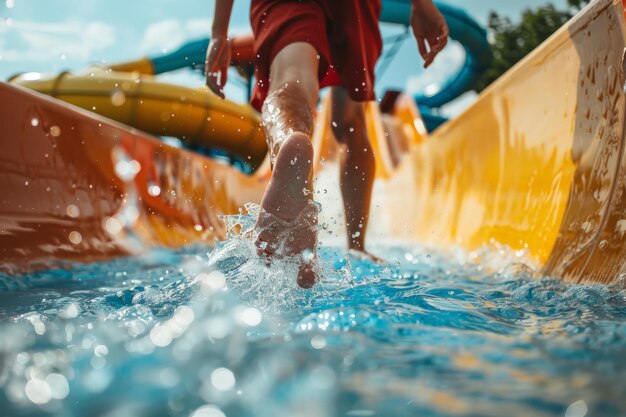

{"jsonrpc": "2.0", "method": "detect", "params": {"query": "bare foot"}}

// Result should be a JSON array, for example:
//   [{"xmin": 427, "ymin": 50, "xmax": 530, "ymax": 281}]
[
  {"xmin": 349, "ymin": 248, "xmax": 386, "ymax": 264},
  {"xmin": 254, "ymin": 132, "xmax": 318, "ymax": 288}
]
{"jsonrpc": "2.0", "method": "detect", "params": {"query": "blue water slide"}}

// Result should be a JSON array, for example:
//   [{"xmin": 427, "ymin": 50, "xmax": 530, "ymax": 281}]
[{"xmin": 151, "ymin": 39, "xmax": 209, "ymax": 74}]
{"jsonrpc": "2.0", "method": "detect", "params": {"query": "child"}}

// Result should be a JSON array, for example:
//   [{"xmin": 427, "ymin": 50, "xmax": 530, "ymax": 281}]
[{"xmin": 206, "ymin": 0, "xmax": 448, "ymax": 288}]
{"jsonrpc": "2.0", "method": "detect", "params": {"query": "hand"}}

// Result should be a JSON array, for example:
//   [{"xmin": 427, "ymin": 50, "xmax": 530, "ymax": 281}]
[
  {"xmin": 205, "ymin": 37, "xmax": 231, "ymax": 98},
  {"xmin": 410, "ymin": 0, "xmax": 449, "ymax": 68}
]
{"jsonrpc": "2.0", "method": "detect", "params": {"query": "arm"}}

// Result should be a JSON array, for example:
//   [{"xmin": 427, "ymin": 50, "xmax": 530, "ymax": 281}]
[
  {"xmin": 410, "ymin": 0, "xmax": 449, "ymax": 68},
  {"xmin": 205, "ymin": 0, "xmax": 234, "ymax": 98}
]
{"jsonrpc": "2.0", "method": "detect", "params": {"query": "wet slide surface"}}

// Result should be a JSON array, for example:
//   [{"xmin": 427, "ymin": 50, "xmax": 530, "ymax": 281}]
[
  {"xmin": 0, "ymin": 82, "xmax": 264, "ymax": 270},
  {"xmin": 2, "ymin": 1, "xmax": 626, "ymax": 284},
  {"xmin": 374, "ymin": 0, "xmax": 626, "ymax": 286}
]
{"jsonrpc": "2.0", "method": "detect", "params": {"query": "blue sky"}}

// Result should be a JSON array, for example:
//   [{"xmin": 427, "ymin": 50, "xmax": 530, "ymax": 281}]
[{"xmin": 0, "ymin": 0, "xmax": 572, "ymax": 116}]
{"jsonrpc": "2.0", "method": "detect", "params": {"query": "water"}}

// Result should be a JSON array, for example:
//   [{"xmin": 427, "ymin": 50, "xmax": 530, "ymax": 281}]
[{"xmin": 1, "ymin": 210, "xmax": 625, "ymax": 417}]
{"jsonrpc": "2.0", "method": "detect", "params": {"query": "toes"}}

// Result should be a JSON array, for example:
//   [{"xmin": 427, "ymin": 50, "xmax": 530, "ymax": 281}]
[
  {"xmin": 265, "ymin": 243, "xmax": 277, "ymax": 256},
  {"xmin": 255, "ymin": 229, "xmax": 273, "ymax": 246},
  {"xmin": 255, "ymin": 233, "xmax": 275, "ymax": 252},
  {"xmin": 297, "ymin": 262, "xmax": 317, "ymax": 289}
]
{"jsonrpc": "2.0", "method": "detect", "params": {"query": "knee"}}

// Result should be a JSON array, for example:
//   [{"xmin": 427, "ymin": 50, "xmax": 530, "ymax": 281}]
[{"xmin": 270, "ymin": 69, "xmax": 319, "ymax": 110}]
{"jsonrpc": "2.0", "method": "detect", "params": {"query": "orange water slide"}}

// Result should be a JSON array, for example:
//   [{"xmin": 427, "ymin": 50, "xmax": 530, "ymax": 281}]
[{"xmin": 0, "ymin": 83, "xmax": 265, "ymax": 270}]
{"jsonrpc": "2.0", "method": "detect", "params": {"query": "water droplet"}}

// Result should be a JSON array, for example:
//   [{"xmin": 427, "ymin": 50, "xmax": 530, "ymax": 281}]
[
  {"xmin": 94, "ymin": 345, "xmax": 109, "ymax": 357},
  {"xmin": 148, "ymin": 183, "xmax": 161, "ymax": 196},
  {"xmin": 311, "ymin": 335, "xmax": 326, "ymax": 349},
  {"xmin": 150, "ymin": 324, "xmax": 172, "ymax": 347},
  {"xmin": 49, "ymin": 125, "xmax": 61, "ymax": 137},
  {"xmin": 69, "ymin": 231, "xmax": 82, "ymax": 244},
  {"xmin": 115, "ymin": 159, "xmax": 141, "ymax": 181},
  {"xmin": 59, "ymin": 302, "xmax": 79, "ymax": 319},
  {"xmin": 199, "ymin": 271, "xmax": 226, "ymax": 292},
  {"xmin": 25, "ymin": 379, "xmax": 51, "ymax": 404},
  {"xmin": 565, "ymin": 400, "xmax": 588, "ymax": 417},
  {"xmin": 104, "ymin": 216, "xmax": 124, "ymax": 235},
  {"xmin": 110, "ymin": 89, "xmax": 126, "ymax": 106},
  {"xmin": 191, "ymin": 405, "xmax": 226, "ymax": 417},
  {"xmin": 210, "ymin": 367, "xmax": 235, "ymax": 391},
  {"xmin": 66, "ymin": 204, "xmax": 80, "ymax": 218},
  {"xmin": 30, "ymin": 117, "xmax": 39, "ymax": 127},
  {"xmin": 238, "ymin": 307, "xmax": 262, "ymax": 326},
  {"xmin": 45, "ymin": 374, "xmax": 69, "ymax": 400}
]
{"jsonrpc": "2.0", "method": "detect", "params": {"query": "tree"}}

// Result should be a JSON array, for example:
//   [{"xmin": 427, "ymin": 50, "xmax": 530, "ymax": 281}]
[{"xmin": 475, "ymin": 0, "xmax": 589, "ymax": 92}]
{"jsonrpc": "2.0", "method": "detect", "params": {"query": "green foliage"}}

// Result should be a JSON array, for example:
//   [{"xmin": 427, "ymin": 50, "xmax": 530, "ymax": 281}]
[{"xmin": 475, "ymin": 1, "xmax": 589, "ymax": 92}]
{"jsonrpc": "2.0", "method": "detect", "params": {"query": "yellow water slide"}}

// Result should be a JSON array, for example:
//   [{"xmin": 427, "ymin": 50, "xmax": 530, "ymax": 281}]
[
  {"xmin": 369, "ymin": 0, "xmax": 626, "ymax": 285},
  {"xmin": 9, "ymin": 70, "xmax": 267, "ymax": 169},
  {"xmin": 3, "ymin": 0, "xmax": 626, "ymax": 286}
]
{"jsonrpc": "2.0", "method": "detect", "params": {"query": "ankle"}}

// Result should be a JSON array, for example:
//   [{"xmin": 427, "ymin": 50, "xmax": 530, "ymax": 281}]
[{"xmin": 348, "ymin": 241, "xmax": 366, "ymax": 252}]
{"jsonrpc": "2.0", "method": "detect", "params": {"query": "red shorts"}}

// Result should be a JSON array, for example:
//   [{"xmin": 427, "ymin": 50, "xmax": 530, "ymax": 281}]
[{"xmin": 250, "ymin": 0, "xmax": 383, "ymax": 112}]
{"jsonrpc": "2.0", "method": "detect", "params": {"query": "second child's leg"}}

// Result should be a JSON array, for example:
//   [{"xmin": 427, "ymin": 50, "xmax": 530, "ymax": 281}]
[
  {"xmin": 254, "ymin": 42, "xmax": 320, "ymax": 288},
  {"xmin": 330, "ymin": 87, "xmax": 378, "ymax": 259}
]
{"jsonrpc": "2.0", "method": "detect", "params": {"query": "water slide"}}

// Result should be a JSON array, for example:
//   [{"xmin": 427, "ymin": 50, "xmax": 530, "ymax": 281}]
[
  {"xmin": 8, "ymin": 0, "xmax": 489, "ymax": 164},
  {"xmin": 2, "ymin": 0, "xmax": 626, "ymax": 287},
  {"xmin": 7, "ymin": 38, "xmax": 268, "ymax": 169},
  {"xmin": 77, "ymin": 1, "xmax": 492, "ymax": 131}
]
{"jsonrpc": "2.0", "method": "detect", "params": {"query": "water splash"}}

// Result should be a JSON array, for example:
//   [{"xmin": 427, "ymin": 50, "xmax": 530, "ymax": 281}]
[
  {"xmin": 209, "ymin": 203, "xmax": 357, "ymax": 311},
  {"xmin": 0, "ymin": 239, "xmax": 625, "ymax": 417}
]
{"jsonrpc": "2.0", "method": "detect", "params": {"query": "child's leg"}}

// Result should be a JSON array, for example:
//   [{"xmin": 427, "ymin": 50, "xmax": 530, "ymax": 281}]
[
  {"xmin": 330, "ymin": 87, "xmax": 377, "ymax": 256},
  {"xmin": 262, "ymin": 42, "xmax": 319, "ymax": 163},
  {"xmin": 254, "ymin": 42, "xmax": 320, "ymax": 288}
]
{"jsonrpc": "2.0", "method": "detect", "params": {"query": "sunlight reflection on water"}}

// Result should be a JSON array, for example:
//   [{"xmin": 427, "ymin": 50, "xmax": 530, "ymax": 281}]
[{"xmin": 0, "ymin": 210, "xmax": 625, "ymax": 417}]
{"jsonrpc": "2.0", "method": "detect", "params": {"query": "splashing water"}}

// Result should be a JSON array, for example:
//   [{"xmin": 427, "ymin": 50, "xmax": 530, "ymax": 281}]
[{"xmin": 0, "ymin": 210, "xmax": 625, "ymax": 417}]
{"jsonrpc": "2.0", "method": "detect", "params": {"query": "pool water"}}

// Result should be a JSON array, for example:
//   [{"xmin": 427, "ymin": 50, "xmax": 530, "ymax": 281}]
[{"xmin": 1, "ymin": 210, "xmax": 625, "ymax": 417}]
